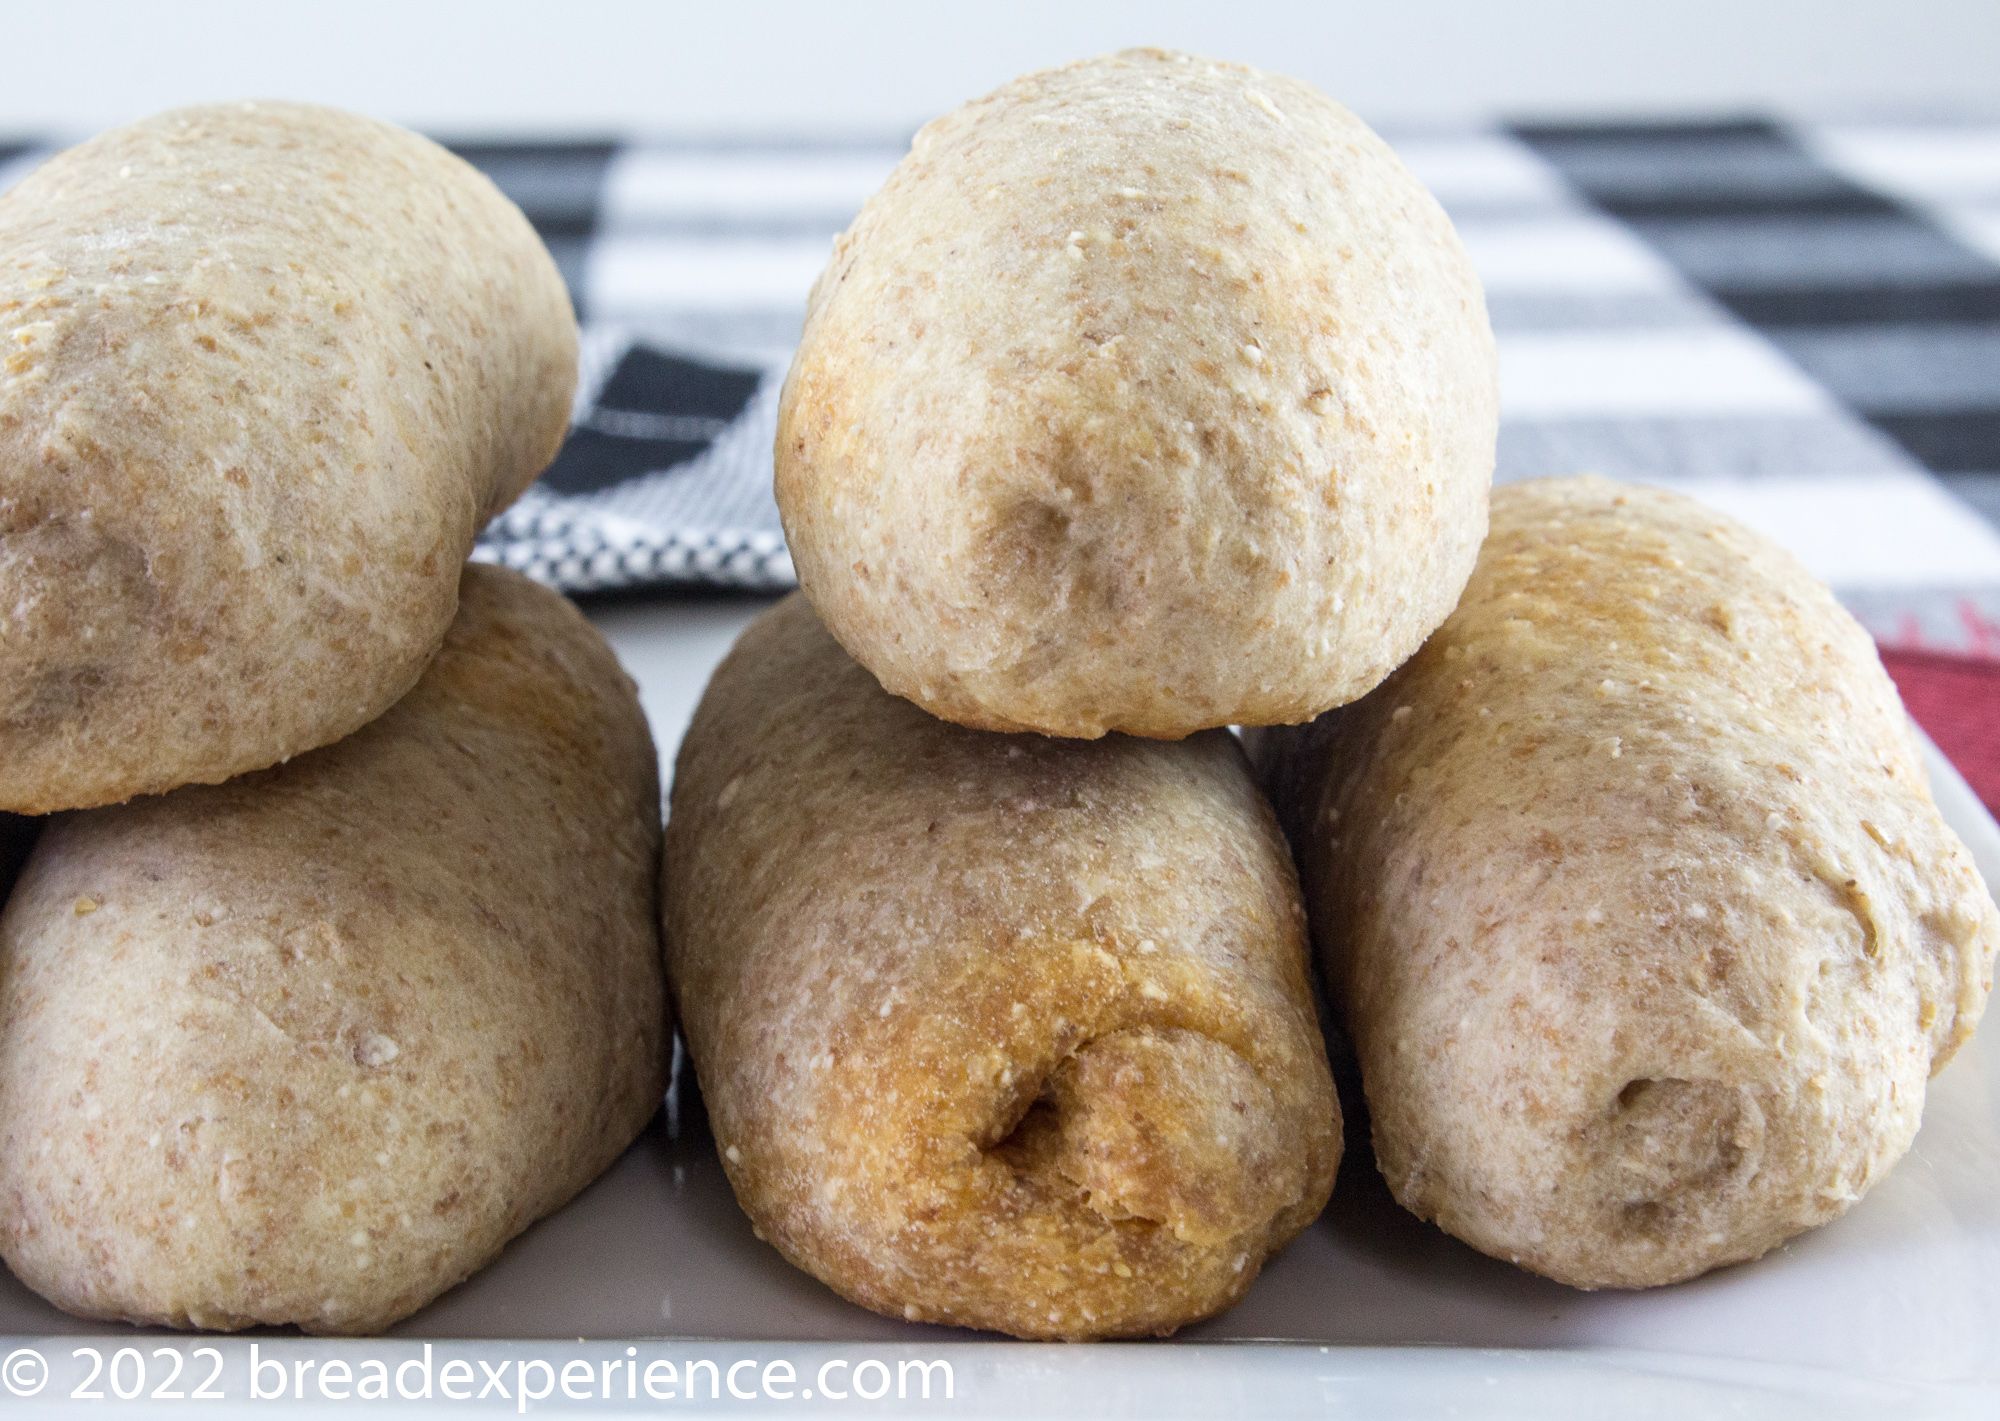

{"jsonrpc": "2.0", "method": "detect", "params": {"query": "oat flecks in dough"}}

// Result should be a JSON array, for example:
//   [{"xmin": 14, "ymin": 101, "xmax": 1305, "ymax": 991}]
[
  {"xmin": 0, "ymin": 103, "xmax": 577, "ymax": 813},
  {"xmin": 663, "ymin": 594, "xmax": 1339, "ymax": 1340},
  {"xmin": 0, "ymin": 566, "xmax": 667, "ymax": 1334},
  {"xmin": 776, "ymin": 49, "xmax": 1497, "ymax": 740},
  {"xmin": 1257, "ymin": 474, "xmax": 2000, "ymax": 1290}
]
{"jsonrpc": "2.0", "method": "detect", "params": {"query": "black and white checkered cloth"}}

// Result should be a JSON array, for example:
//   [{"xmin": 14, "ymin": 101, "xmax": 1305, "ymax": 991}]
[
  {"xmin": 11, "ymin": 122, "xmax": 1996, "ymax": 650},
  {"xmin": 449, "ymin": 138, "xmax": 909, "ymax": 594}
]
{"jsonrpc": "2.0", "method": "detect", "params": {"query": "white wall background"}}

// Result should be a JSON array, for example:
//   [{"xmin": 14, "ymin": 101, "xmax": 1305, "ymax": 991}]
[{"xmin": 3, "ymin": 0, "xmax": 1997, "ymax": 138}]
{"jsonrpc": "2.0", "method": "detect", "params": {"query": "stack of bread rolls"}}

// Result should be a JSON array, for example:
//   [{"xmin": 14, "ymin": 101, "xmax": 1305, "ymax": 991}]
[
  {"xmin": 6, "ymin": 53, "xmax": 1992, "ymax": 1348},
  {"xmin": 667, "ymin": 49, "xmax": 1479, "ymax": 1339},
  {"xmin": 0, "ymin": 103, "xmax": 668, "ymax": 1332},
  {"xmin": 665, "ymin": 46, "xmax": 1998, "ymax": 1339}
]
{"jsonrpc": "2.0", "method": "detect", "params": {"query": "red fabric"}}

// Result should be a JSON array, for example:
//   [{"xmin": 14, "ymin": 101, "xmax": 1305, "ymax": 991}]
[{"xmin": 1879, "ymin": 647, "xmax": 2000, "ymax": 817}]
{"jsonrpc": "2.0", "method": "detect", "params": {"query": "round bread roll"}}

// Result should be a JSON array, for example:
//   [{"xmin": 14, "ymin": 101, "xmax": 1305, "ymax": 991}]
[
  {"xmin": 0, "ymin": 102, "xmax": 577, "ymax": 813},
  {"xmin": 0, "ymin": 565, "xmax": 666, "ymax": 1333},
  {"xmin": 776, "ymin": 49, "xmax": 1497, "ymax": 740},
  {"xmin": 664, "ymin": 594, "xmax": 1338, "ymax": 1339},
  {"xmin": 1255, "ymin": 475, "xmax": 2000, "ymax": 1289}
]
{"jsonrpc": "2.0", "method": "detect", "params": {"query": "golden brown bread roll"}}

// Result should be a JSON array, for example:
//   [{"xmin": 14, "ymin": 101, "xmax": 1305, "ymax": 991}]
[
  {"xmin": 663, "ymin": 594, "xmax": 1338, "ymax": 1339},
  {"xmin": 1255, "ymin": 474, "xmax": 2000, "ymax": 1289},
  {"xmin": 0, "ymin": 565, "xmax": 666, "ymax": 1333},
  {"xmin": 0, "ymin": 102, "xmax": 577, "ymax": 813},
  {"xmin": 776, "ymin": 49, "xmax": 1496, "ymax": 740}
]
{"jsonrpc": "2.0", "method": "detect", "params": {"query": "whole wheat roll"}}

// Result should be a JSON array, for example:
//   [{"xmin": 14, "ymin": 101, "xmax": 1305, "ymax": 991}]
[
  {"xmin": 663, "ymin": 594, "xmax": 1338, "ymax": 1340},
  {"xmin": 1255, "ymin": 474, "xmax": 1999, "ymax": 1289},
  {"xmin": 776, "ymin": 49, "xmax": 1496, "ymax": 740},
  {"xmin": 0, "ymin": 565, "xmax": 666, "ymax": 1333},
  {"xmin": 0, "ymin": 102, "xmax": 576, "ymax": 813}
]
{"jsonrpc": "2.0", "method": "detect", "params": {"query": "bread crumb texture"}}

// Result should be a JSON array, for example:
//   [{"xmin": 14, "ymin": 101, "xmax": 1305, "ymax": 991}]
[
  {"xmin": 777, "ymin": 49, "xmax": 1496, "ymax": 739},
  {"xmin": 663, "ymin": 595, "xmax": 1338, "ymax": 1338},
  {"xmin": 1258, "ymin": 474, "xmax": 1999, "ymax": 1289},
  {"xmin": 0, "ymin": 566, "xmax": 666, "ymax": 1333}
]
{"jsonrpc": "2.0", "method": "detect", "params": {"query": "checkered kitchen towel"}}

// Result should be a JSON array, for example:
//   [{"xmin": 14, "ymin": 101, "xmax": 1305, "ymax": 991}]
[
  {"xmin": 453, "ymin": 119, "xmax": 2000, "ymax": 812},
  {"xmin": 455, "ymin": 139, "xmax": 910, "ymax": 594},
  {"xmin": 392, "ymin": 120, "xmax": 2000, "ymax": 631},
  {"xmin": 8, "ymin": 122, "xmax": 1997, "ymax": 798}
]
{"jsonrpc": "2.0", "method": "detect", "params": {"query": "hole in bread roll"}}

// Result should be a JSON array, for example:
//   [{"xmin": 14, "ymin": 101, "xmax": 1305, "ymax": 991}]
[
  {"xmin": 984, "ymin": 1027, "xmax": 1305, "ymax": 1247},
  {"xmin": 1599, "ymin": 1078, "xmax": 1766, "ymax": 1234},
  {"xmin": 1615, "ymin": 1077, "xmax": 1665, "ymax": 1111}
]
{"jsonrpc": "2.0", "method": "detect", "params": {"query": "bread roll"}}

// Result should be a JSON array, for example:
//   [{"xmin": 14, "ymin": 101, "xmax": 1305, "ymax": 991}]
[
  {"xmin": 1256, "ymin": 475, "xmax": 2000, "ymax": 1289},
  {"xmin": 776, "ymin": 49, "xmax": 1496, "ymax": 740},
  {"xmin": 0, "ymin": 565, "xmax": 665, "ymax": 1333},
  {"xmin": 0, "ymin": 102, "xmax": 576, "ymax": 813},
  {"xmin": 663, "ymin": 595, "xmax": 1338, "ymax": 1339}
]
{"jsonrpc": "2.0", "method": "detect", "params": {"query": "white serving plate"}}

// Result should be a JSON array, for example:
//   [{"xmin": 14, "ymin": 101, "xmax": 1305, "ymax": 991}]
[{"xmin": 5, "ymin": 592, "xmax": 1998, "ymax": 1417}]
